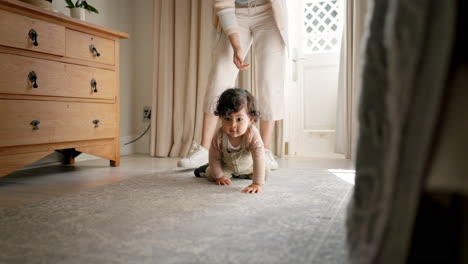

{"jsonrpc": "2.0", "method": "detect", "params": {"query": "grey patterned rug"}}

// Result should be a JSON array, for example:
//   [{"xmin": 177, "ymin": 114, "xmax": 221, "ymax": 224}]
[{"xmin": 0, "ymin": 168, "xmax": 352, "ymax": 264}]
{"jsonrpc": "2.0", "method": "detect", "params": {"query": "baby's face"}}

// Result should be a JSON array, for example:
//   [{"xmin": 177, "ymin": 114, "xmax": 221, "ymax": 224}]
[{"xmin": 220, "ymin": 106, "xmax": 253, "ymax": 138}]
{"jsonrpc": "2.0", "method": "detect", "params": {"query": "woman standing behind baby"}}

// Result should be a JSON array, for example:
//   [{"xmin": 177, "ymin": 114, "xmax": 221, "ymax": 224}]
[
  {"xmin": 178, "ymin": 0, "xmax": 288, "ymax": 170},
  {"xmin": 194, "ymin": 88, "xmax": 269, "ymax": 194}
]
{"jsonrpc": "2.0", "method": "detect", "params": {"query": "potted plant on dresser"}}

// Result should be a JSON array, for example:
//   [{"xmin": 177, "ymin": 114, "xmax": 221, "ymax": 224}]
[{"xmin": 65, "ymin": 0, "xmax": 98, "ymax": 21}]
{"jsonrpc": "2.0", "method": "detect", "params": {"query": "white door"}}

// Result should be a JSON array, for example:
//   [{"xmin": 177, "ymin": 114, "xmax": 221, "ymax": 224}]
[{"xmin": 285, "ymin": 0, "xmax": 344, "ymax": 157}]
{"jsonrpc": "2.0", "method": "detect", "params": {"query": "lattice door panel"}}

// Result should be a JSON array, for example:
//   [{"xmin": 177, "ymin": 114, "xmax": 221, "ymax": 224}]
[{"xmin": 303, "ymin": 0, "xmax": 342, "ymax": 53}]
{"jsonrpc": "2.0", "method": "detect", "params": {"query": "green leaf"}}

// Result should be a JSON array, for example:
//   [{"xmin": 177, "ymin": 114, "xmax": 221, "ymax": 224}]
[
  {"xmin": 85, "ymin": 4, "xmax": 99, "ymax": 14},
  {"xmin": 66, "ymin": 0, "xmax": 98, "ymax": 14},
  {"xmin": 64, "ymin": 0, "xmax": 75, "ymax": 8}
]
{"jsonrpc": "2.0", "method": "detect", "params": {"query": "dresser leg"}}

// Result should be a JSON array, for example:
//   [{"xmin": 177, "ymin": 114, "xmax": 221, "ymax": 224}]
[
  {"xmin": 65, "ymin": 156, "xmax": 75, "ymax": 164},
  {"xmin": 76, "ymin": 144, "xmax": 117, "ymax": 166},
  {"xmin": 110, "ymin": 159, "xmax": 120, "ymax": 167},
  {"xmin": 62, "ymin": 148, "xmax": 80, "ymax": 165}
]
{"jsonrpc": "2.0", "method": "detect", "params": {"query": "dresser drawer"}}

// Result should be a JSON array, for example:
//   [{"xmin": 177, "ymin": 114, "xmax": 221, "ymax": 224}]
[
  {"xmin": 66, "ymin": 29, "xmax": 115, "ymax": 65},
  {"xmin": 0, "ymin": 53, "xmax": 66, "ymax": 96},
  {"xmin": 66, "ymin": 64, "xmax": 116, "ymax": 99},
  {"xmin": 0, "ymin": 100, "xmax": 116, "ymax": 147},
  {"xmin": 0, "ymin": 9, "xmax": 65, "ymax": 56},
  {"xmin": 0, "ymin": 53, "xmax": 116, "ymax": 99}
]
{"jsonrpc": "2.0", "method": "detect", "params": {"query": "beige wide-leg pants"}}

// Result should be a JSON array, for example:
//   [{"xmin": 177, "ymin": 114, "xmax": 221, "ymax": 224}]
[{"xmin": 203, "ymin": 1, "xmax": 286, "ymax": 121}]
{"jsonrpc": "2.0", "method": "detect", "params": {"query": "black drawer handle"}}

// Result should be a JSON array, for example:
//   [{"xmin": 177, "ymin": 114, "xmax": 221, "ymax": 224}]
[
  {"xmin": 90, "ymin": 78, "xmax": 98, "ymax": 93},
  {"xmin": 92, "ymin": 120, "xmax": 100, "ymax": 128},
  {"xmin": 89, "ymin": 44, "xmax": 100, "ymax": 57},
  {"xmin": 28, "ymin": 71, "xmax": 38, "ymax": 88},
  {"xmin": 30, "ymin": 120, "xmax": 40, "ymax": 130},
  {"xmin": 28, "ymin": 29, "xmax": 39, "ymax": 46}
]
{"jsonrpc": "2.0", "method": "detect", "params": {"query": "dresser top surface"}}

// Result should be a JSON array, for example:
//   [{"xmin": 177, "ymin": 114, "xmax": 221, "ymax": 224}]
[{"xmin": 0, "ymin": 0, "xmax": 130, "ymax": 39}]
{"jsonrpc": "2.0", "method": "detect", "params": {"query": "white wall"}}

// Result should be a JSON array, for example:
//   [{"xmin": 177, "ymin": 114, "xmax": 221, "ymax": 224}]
[
  {"xmin": 27, "ymin": 0, "xmax": 153, "ymax": 168},
  {"xmin": 130, "ymin": 0, "xmax": 154, "ymax": 154}
]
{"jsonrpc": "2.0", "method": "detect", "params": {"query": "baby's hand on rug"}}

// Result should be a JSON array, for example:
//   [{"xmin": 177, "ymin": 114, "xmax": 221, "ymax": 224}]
[
  {"xmin": 242, "ymin": 183, "xmax": 262, "ymax": 194},
  {"xmin": 216, "ymin": 176, "xmax": 232, "ymax": 186}
]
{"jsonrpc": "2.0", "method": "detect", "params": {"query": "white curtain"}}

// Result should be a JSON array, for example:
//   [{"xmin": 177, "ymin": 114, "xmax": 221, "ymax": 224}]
[
  {"xmin": 334, "ymin": 0, "xmax": 369, "ymax": 159},
  {"xmin": 150, "ymin": 0, "xmax": 216, "ymax": 157}
]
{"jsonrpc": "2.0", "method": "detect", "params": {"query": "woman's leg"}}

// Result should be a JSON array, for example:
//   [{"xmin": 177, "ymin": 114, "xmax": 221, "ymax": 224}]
[
  {"xmin": 251, "ymin": 4, "xmax": 286, "ymax": 169},
  {"xmin": 260, "ymin": 120, "xmax": 275, "ymax": 150},
  {"xmin": 260, "ymin": 119, "xmax": 278, "ymax": 170},
  {"xmin": 200, "ymin": 112, "xmax": 219, "ymax": 150},
  {"xmin": 201, "ymin": 31, "xmax": 252, "ymax": 150},
  {"xmin": 178, "ymin": 23, "xmax": 252, "ymax": 168},
  {"xmin": 251, "ymin": 5, "xmax": 286, "ymax": 122}
]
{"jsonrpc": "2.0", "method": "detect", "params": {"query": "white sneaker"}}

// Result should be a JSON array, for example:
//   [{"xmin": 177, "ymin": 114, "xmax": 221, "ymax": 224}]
[
  {"xmin": 177, "ymin": 143, "xmax": 208, "ymax": 168},
  {"xmin": 265, "ymin": 149, "xmax": 279, "ymax": 170}
]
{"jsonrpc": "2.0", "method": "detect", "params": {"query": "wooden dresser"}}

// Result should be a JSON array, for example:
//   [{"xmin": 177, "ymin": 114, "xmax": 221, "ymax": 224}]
[{"xmin": 0, "ymin": 0, "xmax": 129, "ymax": 178}]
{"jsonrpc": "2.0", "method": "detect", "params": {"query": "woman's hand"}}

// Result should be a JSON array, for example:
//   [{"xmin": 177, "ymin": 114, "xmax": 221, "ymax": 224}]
[
  {"xmin": 228, "ymin": 33, "xmax": 250, "ymax": 70},
  {"xmin": 216, "ymin": 176, "xmax": 232, "ymax": 185},
  {"xmin": 233, "ymin": 48, "xmax": 250, "ymax": 70},
  {"xmin": 242, "ymin": 183, "xmax": 262, "ymax": 194}
]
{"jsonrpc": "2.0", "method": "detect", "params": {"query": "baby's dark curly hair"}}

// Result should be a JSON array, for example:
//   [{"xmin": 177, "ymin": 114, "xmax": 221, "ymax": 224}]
[{"xmin": 214, "ymin": 88, "xmax": 260, "ymax": 122}]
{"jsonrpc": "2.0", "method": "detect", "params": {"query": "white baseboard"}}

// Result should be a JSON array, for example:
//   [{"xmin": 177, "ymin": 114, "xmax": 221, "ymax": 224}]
[
  {"xmin": 74, "ymin": 153, "xmax": 99, "ymax": 162},
  {"xmin": 120, "ymin": 135, "xmax": 136, "ymax": 156},
  {"xmin": 75, "ymin": 135, "xmax": 136, "ymax": 162}
]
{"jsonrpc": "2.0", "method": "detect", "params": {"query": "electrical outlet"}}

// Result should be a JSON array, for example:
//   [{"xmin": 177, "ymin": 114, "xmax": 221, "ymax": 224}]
[{"xmin": 143, "ymin": 106, "xmax": 151, "ymax": 121}]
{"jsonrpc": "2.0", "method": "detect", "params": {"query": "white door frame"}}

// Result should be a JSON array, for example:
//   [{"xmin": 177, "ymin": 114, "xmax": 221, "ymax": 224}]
[{"xmin": 285, "ymin": 0, "xmax": 344, "ymax": 157}]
